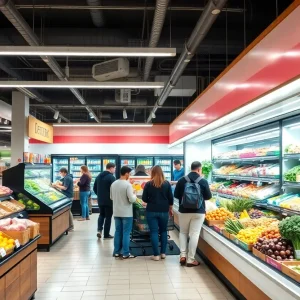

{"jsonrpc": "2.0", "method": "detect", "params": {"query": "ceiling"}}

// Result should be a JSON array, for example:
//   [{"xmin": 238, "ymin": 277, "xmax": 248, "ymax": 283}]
[{"xmin": 0, "ymin": 0, "xmax": 293, "ymax": 140}]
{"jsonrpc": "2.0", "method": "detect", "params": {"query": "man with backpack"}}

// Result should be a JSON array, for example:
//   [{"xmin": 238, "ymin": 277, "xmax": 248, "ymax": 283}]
[{"xmin": 174, "ymin": 161, "xmax": 212, "ymax": 267}]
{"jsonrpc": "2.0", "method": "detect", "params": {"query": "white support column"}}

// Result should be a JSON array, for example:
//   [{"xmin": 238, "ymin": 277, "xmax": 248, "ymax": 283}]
[{"xmin": 11, "ymin": 91, "xmax": 29, "ymax": 167}]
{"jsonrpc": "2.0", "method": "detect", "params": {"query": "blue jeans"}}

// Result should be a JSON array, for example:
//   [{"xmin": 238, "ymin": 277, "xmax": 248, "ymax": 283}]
[
  {"xmin": 80, "ymin": 191, "xmax": 90, "ymax": 219},
  {"xmin": 147, "ymin": 211, "xmax": 169, "ymax": 256},
  {"xmin": 113, "ymin": 217, "xmax": 133, "ymax": 257}
]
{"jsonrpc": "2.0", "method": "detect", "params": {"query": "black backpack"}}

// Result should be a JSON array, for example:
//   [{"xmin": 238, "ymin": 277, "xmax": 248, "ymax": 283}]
[{"xmin": 182, "ymin": 176, "xmax": 203, "ymax": 209}]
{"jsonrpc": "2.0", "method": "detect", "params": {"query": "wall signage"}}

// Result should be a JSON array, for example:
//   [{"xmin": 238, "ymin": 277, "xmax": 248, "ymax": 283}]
[{"xmin": 28, "ymin": 116, "xmax": 53, "ymax": 143}]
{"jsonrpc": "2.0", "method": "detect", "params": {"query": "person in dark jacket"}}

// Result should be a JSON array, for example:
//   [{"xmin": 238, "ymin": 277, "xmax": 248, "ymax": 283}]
[
  {"xmin": 142, "ymin": 165, "xmax": 174, "ymax": 261},
  {"xmin": 174, "ymin": 161, "xmax": 212, "ymax": 267},
  {"xmin": 77, "ymin": 165, "xmax": 92, "ymax": 221},
  {"xmin": 93, "ymin": 163, "xmax": 116, "ymax": 239},
  {"xmin": 133, "ymin": 165, "xmax": 149, "ymax": 176}
]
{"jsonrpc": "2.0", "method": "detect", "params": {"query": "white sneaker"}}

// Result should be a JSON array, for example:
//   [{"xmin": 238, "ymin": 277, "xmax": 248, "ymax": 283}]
[
  {"xmin": 151, "ymin": 255, "xmax": 160, "ymax": 261},
  {"xmin": 161, "ymin": 254, "xmax": 166, "ymax": 259}
]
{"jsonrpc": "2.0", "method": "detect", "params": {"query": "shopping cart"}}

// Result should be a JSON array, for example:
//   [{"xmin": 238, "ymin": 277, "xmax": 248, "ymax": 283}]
[{"xmin": 130, "ymin": 203, "xmax": 175, "ymax": 255}]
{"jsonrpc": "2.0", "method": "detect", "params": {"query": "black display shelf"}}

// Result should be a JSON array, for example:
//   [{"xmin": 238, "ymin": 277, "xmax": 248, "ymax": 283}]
[
  {"xmin": 0, "ymin": 195, "xmax": 12, "ymax": 202},
  {"xmin": 283, "ymin": 181, "xmax": 300, "ymax": 188},
  {"xmin": 212, "ymin": 156, "xmax": 280, "ymax": 164},
  {"xmin": 212, "ymin": 174, "xmax": 280, "ymax": 183}
]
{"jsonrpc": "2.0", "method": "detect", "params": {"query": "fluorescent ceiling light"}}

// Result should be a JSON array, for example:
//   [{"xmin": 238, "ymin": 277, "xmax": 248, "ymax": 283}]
[
  {"xmin": 0, "ymin": 46, "xmax": 176, "ymax": 57},
  {"xmin": 0, "ymin": 126, "xmax": 11, "ymax": 129},
  {"xmin": 57, "ymin": 117, "xmax": 62, "ymax": 123},
  {"xmin": 123, "ymin": 109, "xmax": 128, "ymax": 120},
  {"xmin": 52, "ymin": 123, "xmax": 153, "ymax": 127},
  {"xmin": 0, "ymin": 81, "xmax": 164, "ymax": 89},
  {"xmin": 89, "ymin": 112, "xmax": 94, "ymax": 119},
  {"xmin": 151, "ymin": 112, "xmax": 156, "ymax": 119},
  {"xmin": 285, "ymin": 122, "xmax": 300, "ymax": 129},
  {"xmin": 53, "ymin": 110, "xmax": 59, "ymax": 120}
]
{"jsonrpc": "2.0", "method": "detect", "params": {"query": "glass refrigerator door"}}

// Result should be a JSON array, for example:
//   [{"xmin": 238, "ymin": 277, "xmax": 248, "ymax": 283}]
[
  {"xmin": 155, "ymin": 157, "xmax": 172, "ymax": 180},
  {"xmin": 52, "ymin": 157, "xmax": 69, "ymax": 182},
  {"xmin": 70, "ymin": 157, "xmax": 86, "ymax": 181},
  {"xmin": 102, "ymin": 157, "xmax": 117, "ymax": 170},
  {"xmin": 136, "ymin": 157, "xmax": 153, "ymax": 176},
  {"xmin": 120, "ymin": 157, "xmax": 136, "ymax": 169},
  {"xmin": 86, "ymin": 157, "xmax": 102, "ymax": 200}
]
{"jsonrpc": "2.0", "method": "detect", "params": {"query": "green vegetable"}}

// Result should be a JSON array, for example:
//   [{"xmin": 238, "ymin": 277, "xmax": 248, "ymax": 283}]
[
  {"xmin": 283, "ymin": 165, "xmax": 300, "ymax": 182},
  {"xmin": 224, "ymin": 219, "xmax": 244, "ymax": 235},
  {"xmin": 279, "ymin": 216, "xmax": 300, "ymax": 255},
  {"xmin": 202, "ymin": 160, "xmax": 213, "ymax": 179},
  {"xmin": 226, "ymin": 199, "xmax": 254, "ymax": 213}
]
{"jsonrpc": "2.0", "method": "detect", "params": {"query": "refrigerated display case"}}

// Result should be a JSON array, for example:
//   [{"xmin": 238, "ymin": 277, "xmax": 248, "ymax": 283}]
[
  {"xmin": 3, "ymin": 163, "xmax": 72, "ymax": 251},
  {"xmin": 102, "ymin": 157, "xmax": 117, "ymax": 170},
  {"xmin": 87, "ymin": 157, "xmax": 102, "ymax": 203},
  {"xmin": 52, "ymin": 157, "xmax": 69, "ymax": 182},
  {"xmin": 70, "ymin": 156, "xmax": 86, "ymax": 181},
  {"xmin": 120, "ymin": 156, "xmax": 136, "ymax": 172},
  {"xmin": 155, "ymin": 157, "xmax": 172, "ymax": 180},
  {"xmin": 136, "ymin": 157, "xmax": 153, "ymax": 175}
]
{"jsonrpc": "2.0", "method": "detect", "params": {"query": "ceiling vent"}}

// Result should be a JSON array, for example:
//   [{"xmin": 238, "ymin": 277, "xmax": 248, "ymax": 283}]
[
  {"xmin": 92, "ymin": 58, "xmax": 130, "ymax": 82},
  {"xmin": 115, "ymin": 89, "xmax": 131, "ymax": 103}
]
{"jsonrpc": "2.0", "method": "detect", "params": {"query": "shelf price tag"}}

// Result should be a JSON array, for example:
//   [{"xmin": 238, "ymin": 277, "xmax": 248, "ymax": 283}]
[
  {"xmin": 15, "ymin": 239, "xmax": 20, "ymax": 249},
  {"xmin": 0, "ymin": 248, "xmax": 6, "ymax": 258}
]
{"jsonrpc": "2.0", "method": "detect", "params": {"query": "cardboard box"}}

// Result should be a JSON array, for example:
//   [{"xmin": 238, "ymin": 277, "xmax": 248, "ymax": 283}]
[
  {"xmin": 265, "ymin": 255, "xmax": 283, "ymax": 271},
  {"xmin": 238, "ymin": 239, "xmax": 253, "ymax": 251},
  {"xmin": 29, "ymin": 224, "xmax": 40, "ymax": 239},
  {"xmin": 2, "ymin": 228, "xmax": 30, "ymax": 246},
  {"xmin": 213, "ymin": 225, "xmax": 223, "ymax": 234},
  {"xmin": 223, "ymin": 230, "xmax": 231, "ymax": 239},
  {"xmin": 282, "ymin": 261, "xmax": 300, "ymax": 283},
  {"xmin": 252, "ymin": 247, "xmax": 266, "ymax": 261}
]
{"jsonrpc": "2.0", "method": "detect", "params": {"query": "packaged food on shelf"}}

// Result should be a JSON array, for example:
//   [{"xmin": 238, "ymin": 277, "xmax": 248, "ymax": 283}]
[
  {"xmin": 280, "ymin": 196, "xmax": 300, "ymax": 210},
  {"xmin": 267, "ymin": 193, "xmax": 296, "ymax": 206},
  {"xmin": 285, "ymin": 144, "xmax": 300, "ymax": 154},
  {"xmin": 239, "ymin": 217, "xmax": 279, "ymax": 229},
  {"xmin": 213, "ymin": 165, "xmax": 238, "ymax": 175},
  {"xmin": 284, "ymin": 165, "xmax": 300, "ymax": 182}
]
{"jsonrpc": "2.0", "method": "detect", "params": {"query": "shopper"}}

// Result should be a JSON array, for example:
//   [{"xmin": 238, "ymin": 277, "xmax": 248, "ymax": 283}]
[
  {"xmin": 77, "ymin": 165, "xmax": 92, "ymax": 221},
  {"xmin": 133, "ymin": 165, "xmax": 149, "ymax": 176},
  {"xmin": 52, "ymin": 168, "xmax": 74, "ymax": 231},
  {"xmin": 110, "ymin": 166, "xmax": 137, "ymax": 259},
  {"xmin": 93, "ymin": 163, "xmax": 116, "ymax": 239},
  {"xmin": 173, "ymin": 160, "xmax": 184, "ymax": 181},
  {"xmin": 174, "ymin": 161, "xmax": 212, "ymax": 267},
  {"xmin": 142, "ymin": 165, "xmax": 174, "ymax": 261}
]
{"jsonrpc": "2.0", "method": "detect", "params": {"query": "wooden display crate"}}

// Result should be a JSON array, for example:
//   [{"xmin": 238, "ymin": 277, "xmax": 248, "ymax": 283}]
[
  {"xmin": 223, "ymin": 230, "xmax": 231, "ymax": 239},
  {"xmin": 205, "ymin": 219, "xmax": 225, "ymax": 227},
  {"xmin": 29, "ymin": 224, "xmax": 40, "ymax": 240},
  {"xmin": 265, "ymin": 255, "xmax": 284, "ymax": 271},
  {"xmin": 252, "ymin": 247, "xmax": 266, "ymax": 261},
  {"xmin": 282, "ymin": 261, "xmax": 300, "ymax": 283},
  {"xmin": 238, "ymin": 239, "xmax": 253, "ymax": 251},
  {"xmin": 0, "ymin": 199, "xmax": 25, "ymax": 213},
  {"xmin": 2, "ymin": 228, "xmax": 30, "ymax": 246},
  {"xmin": 213, "ymin": 225, "xmax": 223, "ymax": 234},
  {"xmin": 0, "ymin": 231, "xmax": 15, "ymax": 258}
]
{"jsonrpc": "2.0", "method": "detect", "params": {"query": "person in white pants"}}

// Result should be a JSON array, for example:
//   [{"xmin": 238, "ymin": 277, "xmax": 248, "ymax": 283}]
[{"xmin": 174, "ymin": 161, "xmax": 212, "ymax": 267}]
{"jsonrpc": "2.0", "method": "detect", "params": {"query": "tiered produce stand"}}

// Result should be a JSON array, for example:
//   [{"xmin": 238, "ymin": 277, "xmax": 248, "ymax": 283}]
[{"xmin": 3, "ymin": 163, "xmax": 72, "ymax": 251}]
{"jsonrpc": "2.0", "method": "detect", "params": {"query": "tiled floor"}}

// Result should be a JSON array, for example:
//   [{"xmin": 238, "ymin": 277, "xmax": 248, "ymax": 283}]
[{"xmin": 35, "ymin": 214, "xmax": 235, "ymax": 300}]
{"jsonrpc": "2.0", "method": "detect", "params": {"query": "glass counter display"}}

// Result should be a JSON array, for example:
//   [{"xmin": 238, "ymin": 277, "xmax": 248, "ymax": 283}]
[{"xmin": 3, "ymin": 163, "xmax": 72, "ymax": 251}]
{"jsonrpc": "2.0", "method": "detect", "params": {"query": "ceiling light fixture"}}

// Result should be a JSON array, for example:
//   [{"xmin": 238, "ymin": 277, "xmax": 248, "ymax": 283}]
[
  {"xmin": 0, "ymin": 46, "xmax": 176, "ymax": 57},
  {"xmin": 58, "ymin": 117, "xmax": 62, "ymax": 123},
  {"xmin": 3, "ymin": 120, "xmax": 8, "ymax": 125},
  {"xmin": 0, "ymin": 81, "xmax": 165, "ymax": 89},
  {"xmin": 53, "ymin": 111, "xmax": 59, "ymax": 120},
  {"xmin": 89, "ymin": 112, "xmax": 95, "ymax": 119},
  {"xmin": 123, "ymin": 109, "xmax": 128, "ymax": 120},
  {"xmin": 52, "ymin": 123, "xmax": 153, "ymax": 128},
  {"xmin": 211, "ymin": 8, "xmax": 221, "ymax": 15},
  {"xmin": 151, "ymin": 112, "xmax": 156, "ymax": 119}
]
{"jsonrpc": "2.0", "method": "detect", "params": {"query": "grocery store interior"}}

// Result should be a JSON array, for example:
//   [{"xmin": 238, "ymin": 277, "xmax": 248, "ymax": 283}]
[{"xmin": 1, "ymin": 0, "xmax": 300, "ymax": 299}]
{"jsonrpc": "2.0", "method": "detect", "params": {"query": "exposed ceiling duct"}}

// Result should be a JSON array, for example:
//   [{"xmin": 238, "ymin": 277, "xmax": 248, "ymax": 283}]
[
  {"xmin": 146, "ymin": 0, "xmax": 227, "ymax": 123},
  {"xmin": 143, "ymin": 0, "xmax": 169, "ymax": 81},
  {"xmin": 87, "ymin": 0, "xmax": 105, "ymax": 27},
  {"xmin": 0, "ymin": 57, "xmax": 70, "ymax": 122},
  {"xmin": 0, "ymin": 0, "xmax": 99, "ymax": 123}
]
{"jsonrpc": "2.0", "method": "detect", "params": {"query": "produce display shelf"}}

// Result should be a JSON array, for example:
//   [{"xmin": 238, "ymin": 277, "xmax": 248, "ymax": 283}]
[
  {"xmin": 0, "ymin": 194, "xmax": 12, "ymax": 202},
  {"xmin": 212, "ymin": 174, "xmax": 280, "ymax": 183},
  {"xmin": 283, "ymin": 182, "xmax": 300, "ymax": 188},
  {"xmin": 212, "ymin": 192, "xmax": 279, "ymax": 202},
  {"xmin": 283, "ymin": 154, "xmax": 300, "ymax": 160},
  {"xmin": 213, "ymin": 156, "xmax": 280, "ymax": 164},
  {"xmin": 201, "ymin": 225, "xmax": 300, "ymax": 300}
]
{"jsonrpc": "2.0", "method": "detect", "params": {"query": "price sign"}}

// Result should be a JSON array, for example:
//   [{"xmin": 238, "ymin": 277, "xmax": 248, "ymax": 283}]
[
  {"xmin": 15, "ymin": 239, "xmax": 20, "ymax": 248},
  {"xmin": 0, "ymin": 248, "xmax": 6, "ymax": 258}
]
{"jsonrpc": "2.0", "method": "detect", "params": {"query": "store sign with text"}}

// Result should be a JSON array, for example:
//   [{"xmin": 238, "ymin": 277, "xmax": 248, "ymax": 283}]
[{"xmin": 28, "ymin": 116, "xmax": 53, "ymax": 143}]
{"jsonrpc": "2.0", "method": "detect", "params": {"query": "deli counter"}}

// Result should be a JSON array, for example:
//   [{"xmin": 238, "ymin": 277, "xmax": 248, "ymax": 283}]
[{"xmin": 3, "ymin": 163, "xmax": 72, "ymax": 251}]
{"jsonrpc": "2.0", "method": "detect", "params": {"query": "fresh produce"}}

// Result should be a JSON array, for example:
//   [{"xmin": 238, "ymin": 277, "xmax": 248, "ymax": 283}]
[
  {"xmin": 0, "ymin": 218, "xmax": 37, "ymax": 231},
  {"xmin": 17, "ymin": 193, "xmax": 40, "ymax": 210},
  {"xmin": 280, "ymin": 196, "xmax": 300, "ymax": 210},
  {"xmin": 236, "ymin": 226, "xmax": 265, "ymax": 245},
  {"xmin": 254, "ymin": 237, "xmax": 294, "ymax": 261},
  {"xmin": 239, "ymin": 217, "xmax": 279, "ymax": 228},
  {"xmin": 248, "ymin": 209, "xmax": 264, "ymax": 219},
  {"xmin": 285, "ymin": 144, "xmax": 300, "ymax": 154},
  {"xmin": 24, "ymin": 179, "xmax": 41, "ymax": 194},
  {"xmin": 213, "ymin": 165, "xmax": 238, "ymax": 175},
  {"xmin": 239, "ymin": 210, "xmax": 250, "ymax": 219},
  {"xmin": 0, "ymin": 185, "xmax": 12, "ymax": 197},
  {"xmin": 283, "ymin": 166, "xmax": 300, "ymax": 182},
  {"xmin": 0, "ymin": 232, "xmax": 15, "ymax": 252},
  {"xmin": 206, "ymin": 207, "xmax": 235, "ymax": 221},
  {"xmin": 279, "ymin": 216, "xmax": 300, "ymax": 258},
  {"xmin": 226, "ymin": 199, "xmax": 254, "ymax": 213},
  {"xmin": 260, "ymin": 227, "xmax": 281, "ymax": 240},
  {"xmin": 201, "ymin": 160, "xmax": 213, "ymax": 179},
  {"xmin": 224, "ymin": 219, "xmax": 244, "ymax": 235}
]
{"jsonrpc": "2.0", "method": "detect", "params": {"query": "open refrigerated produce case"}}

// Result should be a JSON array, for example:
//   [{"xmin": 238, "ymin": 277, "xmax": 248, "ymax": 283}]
[{"xmin": 3, "ymin": 164, "xmax": 72, "ymax": 251}]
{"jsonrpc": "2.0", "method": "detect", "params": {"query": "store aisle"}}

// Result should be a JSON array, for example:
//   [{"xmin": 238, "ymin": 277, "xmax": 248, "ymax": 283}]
[{"xmin": 35, "ymin": 214, "xmax": 235, "ymax": 300}]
